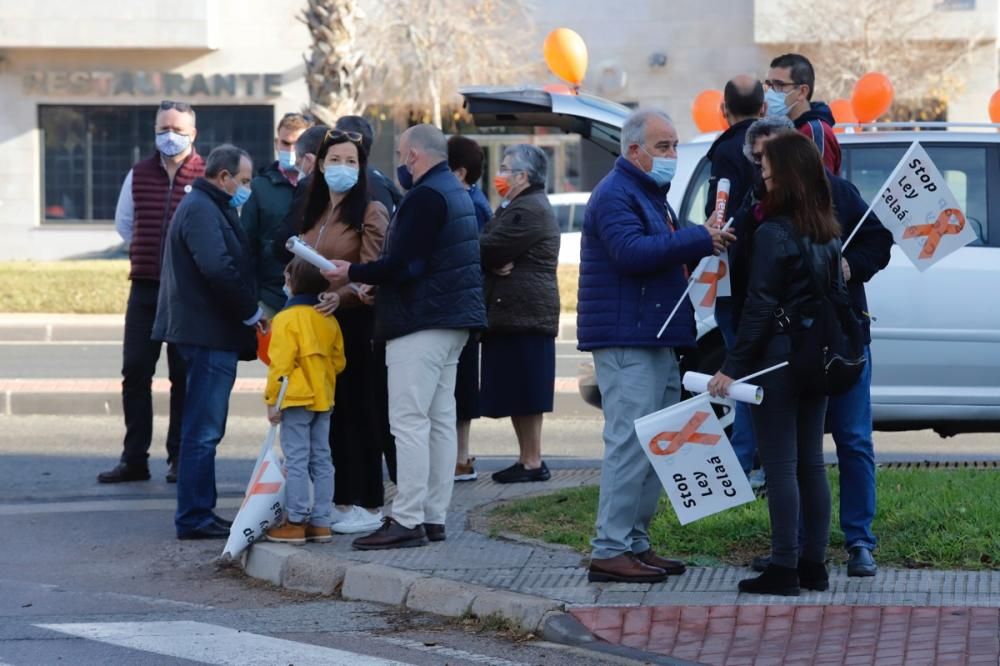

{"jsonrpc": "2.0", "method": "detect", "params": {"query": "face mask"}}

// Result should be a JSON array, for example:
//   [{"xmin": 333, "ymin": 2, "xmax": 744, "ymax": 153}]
[
  {"xmin": 155, "ymin": 131, "xmax": 191, "ymax": 157},
  {"xmin": 278, "ymin": 150, "xmax": 296, "ymax": 170},
  {"xmin": 493, "ymin": 174, "xmax": 512, "ymax": 198},
  {"xmin": 282, "ymin": 284, "xmax": 293, "ymax": 299},
  {"xmin": 229, "ymin": 183, "xmax": 252, "ymax": 209},
  {"xmin": 396, "ymin": 163, "xmax": 414, "ymax": 190},
  {"xmin": 324, "ymin": 165, "xmax": 359, "ymax": 193},
  {"xmin": 641, "ymin": 147, "xmax": 676, "ymax": 187},
  {"xmin": 764, "ymin": 88, "xmax": 791, "ymax": 118}
]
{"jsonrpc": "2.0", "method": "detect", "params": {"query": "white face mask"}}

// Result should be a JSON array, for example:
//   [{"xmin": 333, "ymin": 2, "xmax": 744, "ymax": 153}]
[{"xmin": 282, "ymin": 283, "xmax": 292, "ymax": 299}]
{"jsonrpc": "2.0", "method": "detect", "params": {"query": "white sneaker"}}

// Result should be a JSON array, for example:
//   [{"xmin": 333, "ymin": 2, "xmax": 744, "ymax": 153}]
[
  {"xmin": 331, "ymin": 506, "xmax": 384, "ymax": 534},
  {"xmin": 749, "ymin": 468, "xmax": 767, "ymax": 490},
  {"xmin": 330, "ymin": 505, "xmax": 354, "ymax": 526}
]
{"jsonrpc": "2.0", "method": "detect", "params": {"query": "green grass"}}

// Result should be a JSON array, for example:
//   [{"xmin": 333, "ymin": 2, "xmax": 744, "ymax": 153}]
[
  {"xmin": 0, "ymin": 261, "xmax": 130, "ymax": 313},
  {"xmin": 558, "ymin": 264, "xmax": 577, "ymax": 313},
  {"xmin": 490, "ymin": 469, "xmax": 1000, "ymax": 570}
]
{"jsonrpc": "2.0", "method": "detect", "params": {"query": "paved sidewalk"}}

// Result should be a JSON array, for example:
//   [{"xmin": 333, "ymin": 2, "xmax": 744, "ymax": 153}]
[{"xmin": 240, "ymin": 469, "xmax": 1000, "ymax": 664}]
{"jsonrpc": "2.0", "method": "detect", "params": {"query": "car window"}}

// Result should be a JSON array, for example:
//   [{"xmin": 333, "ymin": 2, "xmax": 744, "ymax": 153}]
[
  {"xmin": 553, "ymin": 204, "xmax": 572, "ymax": 232},
  {"xmin": 680, "ymin": 157, "xmax": 712, "ymax": 227},
  {"xmin": 843, "ymin": 143, "xmax": 989, "ymax": 245}
]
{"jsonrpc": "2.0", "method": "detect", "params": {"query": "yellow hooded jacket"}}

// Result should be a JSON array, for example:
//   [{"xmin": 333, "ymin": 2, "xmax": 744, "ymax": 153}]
[{"xmin": 264, "ymin": 303, "xmax": 346, "ymax": 411}]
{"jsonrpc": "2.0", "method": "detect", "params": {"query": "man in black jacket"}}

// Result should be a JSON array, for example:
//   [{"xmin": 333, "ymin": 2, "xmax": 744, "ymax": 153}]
[
  {"xmin": 703, "ymin": 75, "xmax": 765, "ymax": 479},
  {"xmin": 734, "ymin": 118, "xmax": 893, "ymax": 577},
  {"xmin": 153, "ymin": 144, "xmax": 262, "ymax": 540}
]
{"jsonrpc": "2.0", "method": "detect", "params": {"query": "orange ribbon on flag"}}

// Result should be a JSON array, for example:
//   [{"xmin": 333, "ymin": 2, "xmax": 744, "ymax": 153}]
[
  {"xmin": 696, "ymin": 261, "xmax": 727, "ymax": 307},
  {"xmin": 240, "ymin": 460, "xmax": 282, "ymax": 509},
  {"xmin": 902, "ymin": 208, "xmax": 966, "ymax": 259},
  {"xmin": 648, "ymin": 411, "xmax": 722, "ymax": 456}
]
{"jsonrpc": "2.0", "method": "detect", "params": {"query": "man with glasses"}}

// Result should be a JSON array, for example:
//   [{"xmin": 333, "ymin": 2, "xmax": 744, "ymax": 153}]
[
  {"xmin": 99, "ymin": 100, "xmax": 204, "ymax": 485},
  {"xmin": 764, "ymin": 53, "xmax": 842, "ymax": 175},
  {"xmin": 242, "ymin": 112, "xmax": 314, "ymax": 317}
]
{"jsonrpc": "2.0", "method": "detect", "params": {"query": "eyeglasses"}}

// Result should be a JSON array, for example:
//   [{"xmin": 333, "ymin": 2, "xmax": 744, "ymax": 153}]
[
  {"xmin": 763, "ymin": 79, "xmax": 802, "ymax": 92},
  {"xmin": 751, "ymin": 151, "xmax": 763, "ymax": 164},
  {"xmin": 325, "ymin": 129, "xmax": 364, "ymax": 144},
  {"xmin": 159, "ymin": 99, "xmax": 193, "ymax": 112}
]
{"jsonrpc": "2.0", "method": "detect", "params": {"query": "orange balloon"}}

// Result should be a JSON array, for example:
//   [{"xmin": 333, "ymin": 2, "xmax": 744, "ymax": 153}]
[
  {"xmin": 851, "ymin": 72, "xmax": 894, "ymax": 123},
  {"xmin": 256, "ymin": 326, "xmax": 271, "ymax": 365},
  {"xmin": 543, "ymin": 28, "xmax": 588, "ymax": 86},
  {"xmin": 691, "ymin": 90, "xmax": 728, "ymax": 133},
  {"xmin": 989, "ymin": 90, "xmax": 1000, "ymax": 123},
  {"xmin": 829, "ymin": 98, "xmax": 858, "ymax": 125}
]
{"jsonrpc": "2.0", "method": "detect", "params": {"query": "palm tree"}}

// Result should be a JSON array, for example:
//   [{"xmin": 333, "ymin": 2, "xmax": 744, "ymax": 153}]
[{"xmin": 300, "ymin": 0, "xmax": 367, "ymax": 124}]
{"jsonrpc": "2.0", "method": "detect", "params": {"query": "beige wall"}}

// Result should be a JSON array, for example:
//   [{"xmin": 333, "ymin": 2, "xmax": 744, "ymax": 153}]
[{"xmin": 0, "ymin": 0, "xmax": 312, "ymax": 260}]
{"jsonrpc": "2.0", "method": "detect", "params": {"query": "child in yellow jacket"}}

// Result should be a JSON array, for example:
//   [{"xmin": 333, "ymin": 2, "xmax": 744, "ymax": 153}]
[{"xmin": 264, "ymin": 258, "xmax": 346, "ymax": 545}]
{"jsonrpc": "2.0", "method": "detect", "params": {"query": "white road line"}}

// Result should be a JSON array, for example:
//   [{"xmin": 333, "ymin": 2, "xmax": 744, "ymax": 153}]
[
  {"xmin": 371, "ymin": 635, "xmax": 531, "ymax": 666},
  {"xmin": 35, "ymin": 621, "xmax": 414, "ymax": 666}
]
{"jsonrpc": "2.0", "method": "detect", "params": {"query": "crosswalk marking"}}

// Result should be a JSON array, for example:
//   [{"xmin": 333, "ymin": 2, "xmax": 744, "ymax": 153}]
[{"xmin": 36, "ymin": 621, "xmax": 413, "ymax": 666}]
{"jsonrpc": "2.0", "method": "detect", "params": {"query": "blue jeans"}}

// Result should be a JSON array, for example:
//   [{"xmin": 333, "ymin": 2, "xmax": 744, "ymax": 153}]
[
  {"xmin": 715, "ymin": 299, "xmax": 757, "ymax": 474},
  {"xmin": 827, "ymin": 345, "xmax": 877, "ymax": 551},
  {"xmin": 281, "ymin": 407, "xmax": 334, "ymax": 526},
  {"xmin": 590, "ymin": 347, "xmax": 680, "ymax": 560},
  {"xmin": 175, "ymin": 344, "xmax": 238, "ymax": 536}
]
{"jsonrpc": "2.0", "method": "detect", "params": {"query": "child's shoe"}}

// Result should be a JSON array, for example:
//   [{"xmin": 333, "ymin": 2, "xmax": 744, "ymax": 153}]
[
  {"xmin": 305, "ymin": 524, "xmax": 333, "ymax": 543},
  {"xmin": 265, "ymin": 520, "xmax": 306, "ymax": 545}
]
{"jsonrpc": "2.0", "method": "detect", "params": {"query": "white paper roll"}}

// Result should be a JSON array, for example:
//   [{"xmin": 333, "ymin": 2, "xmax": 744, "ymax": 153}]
[
  {"xmin": 682, "ymin": 371, "xmax": 763, "ymax": 405},
  {"xmin": 286, "ymin": 236, "xmax": 335, "ymax": 271}
]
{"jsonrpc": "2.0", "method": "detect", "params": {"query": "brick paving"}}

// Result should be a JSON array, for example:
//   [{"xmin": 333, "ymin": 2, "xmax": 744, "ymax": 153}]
[{"xmin": 570, "ymin": 605, "xmax": 1000, "ymax": 665}]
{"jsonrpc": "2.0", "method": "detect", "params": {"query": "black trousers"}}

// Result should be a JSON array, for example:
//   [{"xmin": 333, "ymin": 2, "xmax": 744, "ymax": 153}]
[
  {"xmin": 330, "ymin": 306, "xmax": 395, "ymax": 508},
  {"xmin": 120, "ymin": 280, "xmax": 185, "ymax": 467}
]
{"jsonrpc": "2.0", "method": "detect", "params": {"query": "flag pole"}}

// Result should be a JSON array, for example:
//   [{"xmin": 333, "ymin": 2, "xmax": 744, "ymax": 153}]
[{"xmin": 656, "ymin": 218, "xmax": 733, "ymax": 339}]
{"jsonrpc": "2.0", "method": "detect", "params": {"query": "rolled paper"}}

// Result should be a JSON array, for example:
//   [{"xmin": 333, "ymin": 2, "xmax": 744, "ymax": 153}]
[
  {"xmin": 682, "ymin": 371, "xmax": 763, "ymax": 405},
  {"xmin": 714, "ymin": 178, "xmax": 730, "ymax": 228},
  {"xmin": 286, "ymin": 236, "xmax": 363, "ymax": 295}
]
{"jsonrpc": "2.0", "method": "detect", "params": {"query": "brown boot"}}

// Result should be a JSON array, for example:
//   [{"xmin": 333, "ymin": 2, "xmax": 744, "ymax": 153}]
[
  {"xmin": 352, "ymin": 517, "xmax": 427, "ymax": 550},
  {"xmin": 588, "ymin": 553, "xmax": 668, "ymax": 583},
  {"xmin": 305, "ymin": 524, "xmax": 333, "ymax": 543},
  {"xmin": 265, "ymin": 521, "xmax": 306, "ymax": 545},
  {"xmin": 636, "ymin": 549, "xmax": 687, "ymax": 575}
]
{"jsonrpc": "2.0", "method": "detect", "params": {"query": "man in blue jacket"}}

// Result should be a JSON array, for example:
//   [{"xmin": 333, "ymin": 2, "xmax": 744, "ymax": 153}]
[
  {"xmin": 579, "ymin": 109, "xmax": 734, "ymax": 583},
  {"xmin": 153, "ymin": 144, "xmax": 263, "ymax": 540},
  {"xmin": 732, "ymin": 118, "xmax": 892, "ymax": 577}
]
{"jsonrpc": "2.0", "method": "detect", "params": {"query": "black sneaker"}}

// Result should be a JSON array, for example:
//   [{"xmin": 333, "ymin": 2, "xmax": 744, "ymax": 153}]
[
  {"xmin": 491, "ymin": 461, "xmax": 551, "ymax": 484},
  {"xmin": 97, "ymin": 463, "xmax": 151, "ymax": 484},
  {"xmin": 166, "ymin": 462, "xmax": 178, "ymax": 484}
]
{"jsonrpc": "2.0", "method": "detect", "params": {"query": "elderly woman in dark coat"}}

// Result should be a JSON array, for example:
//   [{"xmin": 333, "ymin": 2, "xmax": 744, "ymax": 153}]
[{"xmin": 479, "ymin": 144, "xmax": 561, "ymax": 483}]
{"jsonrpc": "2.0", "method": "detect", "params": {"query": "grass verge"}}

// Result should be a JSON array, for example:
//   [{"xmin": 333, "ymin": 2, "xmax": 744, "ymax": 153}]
[
  {"xmin": 0, "ymin": 261, "xmax": 130, "ymax": 314},
  {"xmin": 490, "ymin": 469, "xmax": 1000, "ymax": 570}
]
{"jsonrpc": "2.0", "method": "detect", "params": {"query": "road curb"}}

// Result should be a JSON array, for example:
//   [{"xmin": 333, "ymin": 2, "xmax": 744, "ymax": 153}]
[{"xmin": 242, "ymin": 542, "xmax": 563, "ymax": 634}]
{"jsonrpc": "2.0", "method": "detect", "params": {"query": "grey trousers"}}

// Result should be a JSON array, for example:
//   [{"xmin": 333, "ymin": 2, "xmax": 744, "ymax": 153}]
[
  {"xmin": 590, "ymin": 347, "xmax": 680, "ymax": 560},
  {"xmin": 751, "ymin": 367, "xmax": 830, "ymax": 567},
  {"xmin": 281, "ymin": 407, "xmax": 334, "ymax": 526}
]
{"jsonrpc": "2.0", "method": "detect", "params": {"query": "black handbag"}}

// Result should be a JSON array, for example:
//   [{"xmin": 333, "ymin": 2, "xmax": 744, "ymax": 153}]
[{"xmin": 777, "ymin": 231, "xmax": 867, "ymax": 396}]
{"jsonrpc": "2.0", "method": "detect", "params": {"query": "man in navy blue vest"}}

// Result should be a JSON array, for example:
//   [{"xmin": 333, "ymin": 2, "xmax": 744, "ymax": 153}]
[{"xmin": 323, "ymin": 124, "xmax": 486, "ymax": 550}]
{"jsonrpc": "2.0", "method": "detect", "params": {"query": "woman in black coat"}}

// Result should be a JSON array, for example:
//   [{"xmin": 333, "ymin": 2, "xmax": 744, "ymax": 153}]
[
  {"xmin": 479, "ymin": 144, "xmax": 561, "ymax": 484},
  {"xmin": 708, "ymin": 132, "xmax": 846, "ymax": 596}
]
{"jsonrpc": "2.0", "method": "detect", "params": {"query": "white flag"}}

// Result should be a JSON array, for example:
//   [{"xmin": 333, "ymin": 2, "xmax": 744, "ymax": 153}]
[
  {"xmin": 688, "ymin": 253, "xmax": 730, "ymax": 319},
  {"xmin": 870, "ymin": 142, "xmax": 977, "ymax": 271},
  {"xmin": 634, "ymin": 395, "xmax": 754, "ymax": 525}
]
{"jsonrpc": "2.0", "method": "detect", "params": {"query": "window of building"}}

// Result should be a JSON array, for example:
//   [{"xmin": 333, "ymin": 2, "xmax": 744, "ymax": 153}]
[
  {"xmin": 934, "ymin": 0, "xmax": 975, "ymax": 9},
  {"xmin": 40, "ymin": 105, "xmax": 275, "ymax": 223}
]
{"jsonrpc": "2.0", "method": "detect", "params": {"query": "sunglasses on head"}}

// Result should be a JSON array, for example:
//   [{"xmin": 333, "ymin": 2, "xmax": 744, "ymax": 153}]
[
  {"xmin": 159, "ymin": 99, "xmax": 193, "ymax": 112},
  {"xmin": 325, "ymin": 129, "xmax": 364, "ymax": 144}
]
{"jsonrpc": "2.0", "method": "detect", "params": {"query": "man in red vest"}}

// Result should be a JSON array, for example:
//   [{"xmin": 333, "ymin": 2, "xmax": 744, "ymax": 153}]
[{"xmin": 98, "ymin": 100, "xmax": 205, "ymax": 484}]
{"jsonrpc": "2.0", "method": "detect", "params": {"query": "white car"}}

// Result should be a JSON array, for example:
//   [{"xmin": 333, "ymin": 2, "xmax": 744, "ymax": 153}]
[
  {"xmin": 461, "ymin": 86, "xmax": 1000, "ymax": 435},
  {"xmin": 548, "ymin": 191, "xmax": 589, "ymax": 265}
]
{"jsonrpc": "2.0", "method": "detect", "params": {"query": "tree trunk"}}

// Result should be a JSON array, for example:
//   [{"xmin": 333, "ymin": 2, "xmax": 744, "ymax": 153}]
[{"xmin": 429, "ymin": 74, "xmax": 442, "ymax": 129}]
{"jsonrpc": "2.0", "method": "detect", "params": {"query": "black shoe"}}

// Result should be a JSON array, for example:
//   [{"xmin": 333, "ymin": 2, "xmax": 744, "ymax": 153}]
[
  {"xmin": 491, "ymin": 461, "xmax": 551, "ymax": 484},
  {"xmin": 750, "ymin": 555, "xmax": 770, "ymax": 572},
  {"xmin": 352, "ymin": 518, "xmax": 427, "ymax": 550},
  {"xmin": 166, "ymin": 462, "xmax": 178, "ymax": 484},
  {"xmin": 847, "ymin": 546, "xmax": 877, "ymax": 577},
  {"xmin": 798, "ymin": 559, "xmax": 829, "ymax": 591},
  {"xmin": 212, "ymin": 514, "xmax": 233, "ymax": 529},
  {"xmin": 177, "ymin": 521, "xmax": 229, "ymax": 540},
  {"xmin": 423, "ymin": 523, "xmax": 446, "ymax": 542},
  {"xmin": 738, "ymin": 563, "xmax": 800, "ymax": 596},
  {"xmin": 97, "ymin": 463, "xmax": 151, "ymax": 484}
]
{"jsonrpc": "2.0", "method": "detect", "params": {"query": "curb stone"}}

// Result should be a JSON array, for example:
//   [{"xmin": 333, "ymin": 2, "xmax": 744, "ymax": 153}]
[
  {"xmin": 406, "ymin": 577, "xmax": 479, "ymax": 617},
  {"xmin": 341, "ymin": 562, "xmax": 428, "ymax": 606}
]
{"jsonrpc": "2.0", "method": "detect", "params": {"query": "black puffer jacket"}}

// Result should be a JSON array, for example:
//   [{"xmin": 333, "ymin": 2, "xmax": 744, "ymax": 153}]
[
  {"xmin": 480, "ymin": 185, "xmax": 561, "ymax": 336},
  {"xmin": 722, "ymin": 216, "xmax": 844, "ymax": 380}
]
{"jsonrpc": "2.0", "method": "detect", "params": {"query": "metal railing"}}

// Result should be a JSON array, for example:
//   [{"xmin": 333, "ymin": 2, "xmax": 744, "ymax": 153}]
[{"xmin": 839, "ymin": 121, "xmax": 1000, "ymax": 132}]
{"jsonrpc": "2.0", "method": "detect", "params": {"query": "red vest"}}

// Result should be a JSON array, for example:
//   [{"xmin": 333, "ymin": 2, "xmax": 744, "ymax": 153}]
[{"xmin": 129, "ymin": 150, "xmax": 205, "ymax": 281}]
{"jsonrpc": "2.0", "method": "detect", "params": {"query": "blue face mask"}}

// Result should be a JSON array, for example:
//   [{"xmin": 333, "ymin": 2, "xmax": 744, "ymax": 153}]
[
  {"xmin": 282, "ymin": 283, "xmax": 293, "ymax": 299},
  {"xmin": 641, "ymin": 148, "xmax": 677, "ymax": 187},
  {"xmin": 396, "ymin": 163, "xmax": 414, "ymax": 190},
  {"xmin": 324, "ymin": 165, "xmax": 359, "ymax": 193},
  {"xmin": 765, "ymin": 88, "xmax": 791, "ymax": 118},
  {"xmin": 229, "ymin": 184, "xmax": 251, "ymax": 209},
  {"xmin": 278, "ymin": 150, "xmax": 296, "ymax": 170}
]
